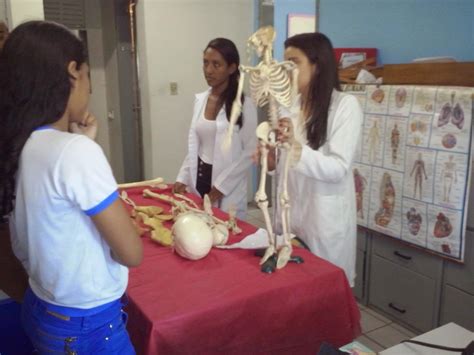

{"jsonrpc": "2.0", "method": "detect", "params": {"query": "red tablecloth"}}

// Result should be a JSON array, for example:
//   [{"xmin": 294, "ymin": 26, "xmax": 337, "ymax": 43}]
[{"xmin": 123, "ymin": 187, "xmax": 361, "ymax": 354}]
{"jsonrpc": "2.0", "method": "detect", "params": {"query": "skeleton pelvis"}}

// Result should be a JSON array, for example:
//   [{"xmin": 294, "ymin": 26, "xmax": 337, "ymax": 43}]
[{"xmin": 256, "ymin": 122, "xmax": 276, "ymax": 144}]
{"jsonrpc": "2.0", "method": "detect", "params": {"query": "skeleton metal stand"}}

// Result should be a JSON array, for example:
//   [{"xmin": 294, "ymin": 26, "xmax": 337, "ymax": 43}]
[{"xmin": 223, "ymin": 26, "xmax": 304, "ymax": 273}]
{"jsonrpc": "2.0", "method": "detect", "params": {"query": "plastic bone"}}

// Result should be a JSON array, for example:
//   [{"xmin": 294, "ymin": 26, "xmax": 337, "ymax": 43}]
[
  {"xmin": 143, "ymin": 189, "xmax": 231, "ymax": 246},
  {"xmin": 224, "ymin": 26, "xmax": 299, "ymax": 269},
  {"xmin": 118, "ymin": 177, "xmax": 164, "ymax": 189}
]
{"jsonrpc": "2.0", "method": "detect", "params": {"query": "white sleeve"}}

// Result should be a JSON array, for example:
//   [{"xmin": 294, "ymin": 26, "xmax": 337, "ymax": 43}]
[
  {"xmin": 293, "ymin": 95, "xmax": 363, "ymax": 183},
  {"xmin": 57, "ymin": 135, "xmax": 118, "ymax": 216},
  {"xmin": 214, "ymin": 98, "xmax": 258, "ymax": 195}
]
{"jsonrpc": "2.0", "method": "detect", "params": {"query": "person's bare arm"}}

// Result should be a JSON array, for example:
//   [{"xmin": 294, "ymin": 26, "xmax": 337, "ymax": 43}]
[
  {"xmin": 92, "ymin": 199, "xmax": 143, "ymax": 267},
  {"xmin": 0, "ymin": 224, "xmax": 28, "ymax": 303}
]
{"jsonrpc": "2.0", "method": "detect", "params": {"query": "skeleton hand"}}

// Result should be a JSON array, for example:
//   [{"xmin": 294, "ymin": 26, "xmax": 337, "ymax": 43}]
[
  {"xmin": 69, "ymin": 112, "xmax": 98, "ymax": 140},
  {"xmin": 208, "ymin": 186, "xmax": 224, "ymax": 204},
  {"xmin": 173, "ymin": 182, "xmax": 187, "ymax": 194},
  {"xmin": 277, "ymin": 117, "xmax": 294, "ymax": 144}
]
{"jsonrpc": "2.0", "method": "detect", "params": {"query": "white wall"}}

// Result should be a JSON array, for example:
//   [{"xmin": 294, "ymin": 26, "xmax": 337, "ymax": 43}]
[
  {"xmin": 0, "ymin": 0, "xmax": 7, "ymax": 23},
  {"xmin": 136, "ymin": 0, "xmax": 255, "ymax": 181},
  {"xmin": 6, "ymin": 0, "xmax": 43, "ymax": 27}
]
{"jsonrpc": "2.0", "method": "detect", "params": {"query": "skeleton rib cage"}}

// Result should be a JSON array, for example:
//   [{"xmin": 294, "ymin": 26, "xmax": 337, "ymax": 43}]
[{"xmin": 246, "ymin": 61, "xmax": 293, "ymax": 109}]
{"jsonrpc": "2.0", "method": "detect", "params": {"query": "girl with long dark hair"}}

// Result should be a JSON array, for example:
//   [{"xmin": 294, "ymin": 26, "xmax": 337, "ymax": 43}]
[
  {"xmin": 173, "ymin": 37, "xmax": 257, "ymax": 219},
  {"xmin": 275, "ymin": 32, "xmax": 362, "ymax": 286},
  {"xmin": 0, "ymin": 21, "xmax": 142, "ymax": 352}
]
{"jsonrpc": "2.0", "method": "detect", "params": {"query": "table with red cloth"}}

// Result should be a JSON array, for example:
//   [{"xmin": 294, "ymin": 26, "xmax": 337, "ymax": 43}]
[{"xmin": 123, "ymin": 187, "xmax": 361, "ymax": 355}]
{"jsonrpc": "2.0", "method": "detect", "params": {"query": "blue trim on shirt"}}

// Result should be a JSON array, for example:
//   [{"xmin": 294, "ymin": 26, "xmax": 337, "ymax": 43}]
[
  {"xmin": 84, "ymin": 190, "xmax": 119, "ymax": 216},
  {"xmin": 34, "ymin": 125, "xmax": 54, "ymax": 131}
]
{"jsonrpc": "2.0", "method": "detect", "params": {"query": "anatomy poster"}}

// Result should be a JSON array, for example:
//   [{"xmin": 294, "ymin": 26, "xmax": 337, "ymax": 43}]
[
  {"xmin": 368, "ymin": 167, "xmax": 403, "ymax": 238},
  {"xmin": 362, "ymin": 115, "xmax": 385, "ymax": 166},
  {"xmin": 383, "ymin": 116, "xmax": 407, "ymax": 172},
  {"xmin": 345, "ymin": 84, "xmax": 473, "ymax": 262},
  {"xmin": 353, "ymin": 162, "xmax": 372, "ymax": 227},
  {"xmin": 403, "ymin": 147, "xmax": 436, "ymax": 203}
]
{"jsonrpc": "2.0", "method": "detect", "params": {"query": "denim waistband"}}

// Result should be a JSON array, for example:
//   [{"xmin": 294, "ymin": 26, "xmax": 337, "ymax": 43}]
[{"xmin": 25, "ymin": 287, "xmax": 125, "ymax": 318}]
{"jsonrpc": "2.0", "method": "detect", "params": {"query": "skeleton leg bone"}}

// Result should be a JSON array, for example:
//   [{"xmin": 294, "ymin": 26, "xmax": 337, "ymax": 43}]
[
  {"xmin": 255, "ymin": 141, "xmax": 276, "ymax": 265},
  {"xmin": 276, "ymin": 143, "xmax": 294, "ymax": 269}
]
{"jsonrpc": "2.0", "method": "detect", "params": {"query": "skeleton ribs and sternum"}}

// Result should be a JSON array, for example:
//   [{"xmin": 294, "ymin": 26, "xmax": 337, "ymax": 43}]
[{"xmin": 224, "ymin": 26, "xmax": 298, "ymax": 270}]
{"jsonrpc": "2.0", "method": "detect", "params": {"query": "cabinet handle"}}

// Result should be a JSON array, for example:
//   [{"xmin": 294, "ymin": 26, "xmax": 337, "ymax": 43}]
[
  {"xmin": 389, "ymin": 302, "xmax": 406, "ymax": 314},
  {"xmin": 393, "ymin": 251, "xmax": 412, "ymax": 260}
]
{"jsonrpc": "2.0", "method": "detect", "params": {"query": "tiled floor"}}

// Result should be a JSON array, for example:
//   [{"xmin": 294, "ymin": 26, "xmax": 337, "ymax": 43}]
[{"xmin": 245, "ymin": 205, "xmax": 419, "ymax": 353}]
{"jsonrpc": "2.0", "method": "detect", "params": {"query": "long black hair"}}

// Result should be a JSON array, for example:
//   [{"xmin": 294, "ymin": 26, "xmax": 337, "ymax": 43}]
[
  {"xmin": 205, "ymin": 38, "xmax": 244, "ymax": 128},
  {"xmin": 0, "ymin": 21, "xmax": 86, "ymax": 220},
  {"xmin": 284, "ymin": 32, "xmax": 340, "ymax": 150}
]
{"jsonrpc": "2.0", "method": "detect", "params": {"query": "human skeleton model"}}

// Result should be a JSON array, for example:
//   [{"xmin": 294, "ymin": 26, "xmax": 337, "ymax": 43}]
[
  {"xmin": 441, "ymin": 155, "xmax": 458, "ymax": 203},
  {"xmin": 223, "ymin": 26, "xmax": 298, "ymax": 269},
  {"xmin": 391, "ymin": 124, "xmax": 400, "ymax": 164},
  {"xmin": 410, "ymin": 153, "xmax": 428, "ymax": 199},
  {"xmin": 367, "ymin": 120, "xmax": 380, "ymax": 163}
]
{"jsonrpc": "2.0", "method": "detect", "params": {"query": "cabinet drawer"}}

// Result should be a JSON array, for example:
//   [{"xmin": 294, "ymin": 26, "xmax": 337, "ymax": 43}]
[
  {"xmin": 444, "ymin": 231, "xmax": 474, "ymax": 294},
  {"xmin": 440, "ymin": 285, "xmax": 474, "ymax": 331},
  {"xmin": 353, "ymin": 249, "xmax": 365, "ymax": 300},
  {"xmin": 369, "ymin": 255, "xmax": 436, "ymax": 332},
  {"xmin": 372, "ymin": 234, "xmax": 442, "ymax": 278}
]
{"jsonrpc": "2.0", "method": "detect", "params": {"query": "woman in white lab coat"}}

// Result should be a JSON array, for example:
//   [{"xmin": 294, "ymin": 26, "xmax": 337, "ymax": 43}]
[
  {"xmin": 174, "ymin": 38, "xmax": 257, "ymax": 219},
  {"xmin": 275, "ymin": 33, "xmax": 363, "ymax": 286}
]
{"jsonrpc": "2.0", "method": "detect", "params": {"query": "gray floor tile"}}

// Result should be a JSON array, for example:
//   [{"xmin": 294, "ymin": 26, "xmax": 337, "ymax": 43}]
[
  {"xmin": 365, "ymin": 324, "xmax": 412, "ymax": 349},
  {"xmin": 361, "ymin": 309, "xmax": 389, "ymax": 333},
  {"xmin": 364, "ymin": 306, "xmax": 392, "ymax": 324},
  {"xmin": 390, "ymin": 322, "xmax": 419, "ymax": 338},
  {"xmin": 356, "ymin": 335, "xmax": 385, "ymax": 353}
]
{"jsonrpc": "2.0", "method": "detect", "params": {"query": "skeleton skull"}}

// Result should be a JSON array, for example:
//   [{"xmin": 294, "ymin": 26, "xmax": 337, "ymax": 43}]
[{"xmin": 172, "ymin": 213, "xmax": 214, "ymax": 260}]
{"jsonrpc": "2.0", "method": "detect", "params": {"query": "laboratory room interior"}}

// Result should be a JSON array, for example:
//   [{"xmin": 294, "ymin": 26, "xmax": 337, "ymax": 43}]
[{"xmin": 0, "ymin": 0, "xmax": 473, "ymax": 354}]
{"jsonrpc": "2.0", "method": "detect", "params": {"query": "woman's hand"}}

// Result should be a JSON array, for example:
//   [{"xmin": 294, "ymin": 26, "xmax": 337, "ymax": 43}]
[
  {"xmin": 208, "ymin": 186, "xmax": 224, "ymax": 204},
  {"xmin": 173, "ymin": 182, "xmax": 187, "ymax": 194},
  {"xmin": 277, "ymin": 117, "xmax": 295, "ymax": 144},
  {"xmin": 69, "ymin": 112, "xmax": 98, "ymax": 140}
]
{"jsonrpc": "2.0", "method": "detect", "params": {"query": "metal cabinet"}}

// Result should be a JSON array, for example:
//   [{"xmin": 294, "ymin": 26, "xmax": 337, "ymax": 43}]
[
  {"xmin": 440, "ymin": 230, "xmax": 474, "ymax": 331},
  {"xmin": 368, "ymin": 234, "xmax": 443, "ymax": 332},
  {"xmin": 354, "ymin": 227, "xmax": 370, "ymax": 304}
]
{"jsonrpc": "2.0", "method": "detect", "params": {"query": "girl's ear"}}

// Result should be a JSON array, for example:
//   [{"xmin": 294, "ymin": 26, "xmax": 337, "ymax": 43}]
[
  {"xmin": 67, "ymin": 61, "xmax": 79, "ymax": 85},
  {"xmin": 228, "ymin": 63, "xmax": 237, "ymax": 76}
]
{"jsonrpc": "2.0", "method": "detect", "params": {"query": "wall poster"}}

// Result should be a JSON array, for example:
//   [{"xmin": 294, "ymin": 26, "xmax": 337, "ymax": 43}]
[{"xmin": 346, "ymin": 84, "xmax": 473, "ymax": 262}]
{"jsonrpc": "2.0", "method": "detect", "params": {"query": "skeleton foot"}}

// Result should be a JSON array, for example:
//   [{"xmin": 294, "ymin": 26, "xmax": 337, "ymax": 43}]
[
  {"xmin": 276, "ymin": 245, "xmax": 292, "ymax": 269},
  {"xmin": 259, "ymin": 244, "xmax": 276, "ymax": 265}
]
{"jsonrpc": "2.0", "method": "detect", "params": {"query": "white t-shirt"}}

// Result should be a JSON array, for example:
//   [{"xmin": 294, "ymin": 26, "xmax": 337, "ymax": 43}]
[
  {"xmin": 196, "ymin": 103, "xmax": 217, "ymax": 164},
  {"xmin": 10, "ymin": 127, "xmax": 127, "ymax": 309}
]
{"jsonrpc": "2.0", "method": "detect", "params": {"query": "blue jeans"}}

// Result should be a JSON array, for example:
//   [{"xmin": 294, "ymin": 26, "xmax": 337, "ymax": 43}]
[{"xmin": 21, "ymin": 288, "xmax": 135, "ymax": 354}]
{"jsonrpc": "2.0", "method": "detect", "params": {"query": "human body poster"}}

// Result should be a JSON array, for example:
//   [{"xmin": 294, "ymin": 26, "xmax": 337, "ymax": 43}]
[{"xmin": 345, "ymin": 84, "xmax": 473, "ymax": 261}]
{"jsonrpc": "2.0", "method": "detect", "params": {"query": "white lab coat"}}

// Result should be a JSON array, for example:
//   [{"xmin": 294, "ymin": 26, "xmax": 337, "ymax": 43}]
[
  {"xmin": 278, "ymin": 90, "xmax": 362, "ymax": 286},
  {"xmin": 176, "ymin": 89, "xmax": 258, "ymax": 219}
]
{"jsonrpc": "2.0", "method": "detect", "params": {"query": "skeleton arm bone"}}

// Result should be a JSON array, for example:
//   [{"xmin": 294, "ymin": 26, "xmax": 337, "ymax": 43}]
[
  {"xmin": 214, "ymin": 99, "xmax": 258, "ymax": 195},
  {"xmin": 222, "ymin": 65, "xmax": 259, "ymax": 151}
]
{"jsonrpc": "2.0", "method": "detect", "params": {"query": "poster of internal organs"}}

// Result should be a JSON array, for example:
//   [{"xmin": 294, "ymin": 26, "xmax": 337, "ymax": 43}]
[{"xmin": 345, "ymin": 84, "xmax": 473, "ymax": 262}]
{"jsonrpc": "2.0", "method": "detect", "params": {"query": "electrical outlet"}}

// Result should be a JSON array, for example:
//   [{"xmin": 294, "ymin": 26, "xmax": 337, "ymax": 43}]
[{"xmin": 170, "ymin": 82, "xmax": 178, "ymax": 95}]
